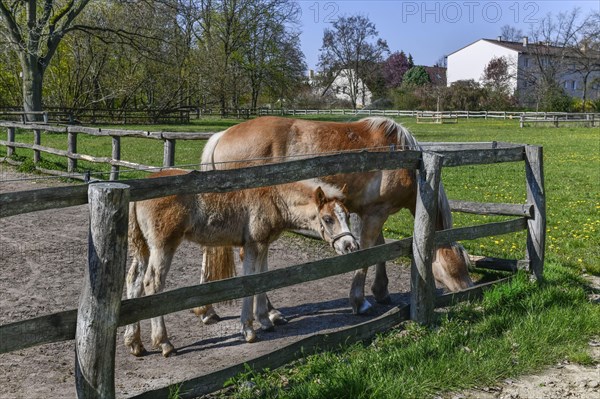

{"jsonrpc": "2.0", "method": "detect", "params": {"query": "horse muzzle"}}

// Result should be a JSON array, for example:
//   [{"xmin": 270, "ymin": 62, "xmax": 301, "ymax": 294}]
[{"xmin": 329, "ymin": 231, "xmax": 359, "ymax": 254}]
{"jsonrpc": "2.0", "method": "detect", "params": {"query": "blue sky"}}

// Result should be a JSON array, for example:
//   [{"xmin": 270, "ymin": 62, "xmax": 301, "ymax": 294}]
[{"xmin": 296, "ymin": 0, "xmax": 600, "ymax": 70}]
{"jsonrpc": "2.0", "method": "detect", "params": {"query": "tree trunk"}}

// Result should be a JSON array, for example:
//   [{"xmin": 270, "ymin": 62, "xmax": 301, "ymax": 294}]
[{"xmin": 21, "ymin": 57, "xmax": 44, "ymax": 122}]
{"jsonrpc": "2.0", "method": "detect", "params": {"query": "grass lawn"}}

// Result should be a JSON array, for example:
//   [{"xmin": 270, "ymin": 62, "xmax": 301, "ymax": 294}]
[{"xmin": 1, "ymin": 116, "xmax": 599, "ymax": 398}]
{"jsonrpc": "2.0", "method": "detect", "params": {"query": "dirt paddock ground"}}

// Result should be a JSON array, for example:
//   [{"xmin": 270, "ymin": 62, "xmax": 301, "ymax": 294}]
[{"xmin": 0, "ymin": 167, "xmax": 413, "ymax": 398}]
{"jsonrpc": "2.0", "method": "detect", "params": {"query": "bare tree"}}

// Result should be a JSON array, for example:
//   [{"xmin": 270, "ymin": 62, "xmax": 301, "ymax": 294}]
[
  {"xmin": 522, "ymin": 8, "xmax": 598, "ymax": 109},
  {"xmin": 569, "ymin": 11, "xmax": 600, "ymax": 109},
  {"xmin": 318, "ymin": 14, "xmax": 389, "ymax": 109},
  {"xmin": 500, "ymin": 25, "xmax": 524, "ymax": 42}
]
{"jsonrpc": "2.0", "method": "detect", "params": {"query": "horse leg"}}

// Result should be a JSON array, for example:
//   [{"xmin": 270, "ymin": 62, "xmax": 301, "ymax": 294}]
[
  {"xmin": 240, "ymin": 244, "xmax": 258, "ymax": 343},
  {"xmin": 266, "ymin": 297, "xmax": 288, "ymax": 325},
  {"xmin": 253, "ymin": 244, "xmax": 275, "ymax": 333},
  {"xmin": 371, "ymin": 231, "xmax": 392, "ymax": 304},
  {"xmin": 144, "ymin": 246, "xmax": 177, "ymax": 357},
  {"xmin": 124, "ymin": 256, "xmax": 148, "ymax": 356},
  {"xmin": 349, "ymin": 217, "xmax": 387, "ymax": 315},
  {"xmin": 241, "ymin": 246, "xmax": 286, "ymax": 325}
]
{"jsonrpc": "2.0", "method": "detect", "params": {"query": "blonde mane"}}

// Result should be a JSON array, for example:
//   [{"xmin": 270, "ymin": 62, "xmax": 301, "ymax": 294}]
[
  {"xmin": 360, "ymin": 116, "xmax": 420, "ymax": 150},
  {"xmin": 299, "ymin": 179, "xmax": 345, "ymax": 199}
]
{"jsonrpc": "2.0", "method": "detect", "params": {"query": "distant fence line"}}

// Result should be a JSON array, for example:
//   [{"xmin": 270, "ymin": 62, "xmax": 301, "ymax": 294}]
[{"xmin": 1, "ymin": 107, "xmax": 599, "ymax": 124}]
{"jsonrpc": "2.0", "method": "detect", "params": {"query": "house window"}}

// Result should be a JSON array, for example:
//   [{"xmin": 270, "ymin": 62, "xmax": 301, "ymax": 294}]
[
  {"xmin": 524, "ymin": 58, "xmax": 530, "ymax": 67},
  {"xmin": 572, "ymin": 81, "xmax": 577, "ymax": 90}
]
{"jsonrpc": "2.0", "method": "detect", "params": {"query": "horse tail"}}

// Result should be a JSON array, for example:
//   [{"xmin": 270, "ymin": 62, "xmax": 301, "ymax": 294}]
[
  {"xmin": 201, "ymin": 130, "xmax": 225, "ymax": 171},
  {"xmin": 128, "ymin": 202, "xmax": 150, "ymax": 262},
  {"xmin": 199, "ymin": 129, "xmax": 238, "ymax": 283},
  {"xmin": 202, "ymin": 247, "xmax": 237, "ymax": 282}
]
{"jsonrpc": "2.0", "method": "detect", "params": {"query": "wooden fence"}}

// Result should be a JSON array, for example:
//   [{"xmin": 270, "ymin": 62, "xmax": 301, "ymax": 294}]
[
  {"xmin": 3, "ymin": 106, "xmax": 599, "ymax": 124},
  {"xmin": 519, "ymin": 112, "xmax": 599, "ymax": 128},
  {"xmin": 0, "ymin": 122, "xmax": 545, "ymax": 398},
  {"xmin": 0, "ymin": 108, "xmax": 191, "ymax": 124},
  {"xmin": 0, "ymin": 121, "xmax": 210, "ymax": 180}
]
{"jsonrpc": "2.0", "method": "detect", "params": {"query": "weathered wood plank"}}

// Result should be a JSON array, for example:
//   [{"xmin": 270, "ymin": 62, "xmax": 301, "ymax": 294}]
[
  {"xmin": 67, "ymin": 131, "xmax": 77, "ymax": 172},
  {"xmin": 411, "ymin": 152, "xmax": 440, "ymax": 324},
  {"xmin": 163, "ymin": 139, "xmax": 175, "ymax": 167},
  {"xmin": 525, "ymin": 145, "xmax": 546, "ymax": 281},
  {"xmin": 75, "ymin": 183, "xmax": 130, "ymax": 399},
  {"xmin": 67, "ymin": 126, "xmax": 163, "ymax": 139},
  {"xmin": 6, "ymin": 126, "xmax": 15, "ymax": 157},
  {"xmin": 130, "ymin": 304, "xmax": 411, "ymax": 399},
  {"xmin": 420, "ymin": 142, "xmax": 523, "ymax": 151},
  {"xmin": 1, "ymin": 151, "xmax": 421, "ymax": 218},
  {"xmin": 0, "ymin": 309, "xmax": 77, "ymax": 354},
  {"xmin": 118, "ymin": 238, "xmax": 413, "ymax": 326},
  {"xmin": 0, "ymin": 121, "xmax": 68, "ymax": 132},
  {"xmin": 435, "ymin": 276, "xmax": 513, "ymax": 307},
  {"xmin": 469, "ymin": 256, "xmax": 530, "ymax": 272},
  {"xmin": 110, "ymin": 136, "xmax": 121, "ymax": 180},
  {"xmin": 0, "ymin": 184, "xmax": 89, "ymax": 218},
  {"xmin": 160, "ymin": 132, "xmax": 214, "ymax": 140},
  {"xmin": 434, "ymin": 218, "xmax": 527, "ymax": 245},
  {"xmin": 449, "ymin": 200, "xmax": 533, "ymax": 217},
  {"xmin": 437, "ymin": 147, "xmax": 525, "ymax": 167},
  {"xmin": 33, "ymin": 129, "xmax": 41, "ymax": 163}
]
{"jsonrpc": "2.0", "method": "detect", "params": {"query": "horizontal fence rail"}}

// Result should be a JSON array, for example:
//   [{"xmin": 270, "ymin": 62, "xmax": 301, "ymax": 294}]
[
  {"xmin": 0, "ymin": 144, "xmax": 528, "ymax": 219},
  {"xmin": 1, "ymin": 151, "xmax": 421, "ymax": 218}
]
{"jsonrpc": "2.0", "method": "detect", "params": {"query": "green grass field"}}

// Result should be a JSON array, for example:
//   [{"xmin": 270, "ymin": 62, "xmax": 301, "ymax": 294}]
[{"xmin": 1, "ymin": 116, "xmax": 599, "ymax": 398}]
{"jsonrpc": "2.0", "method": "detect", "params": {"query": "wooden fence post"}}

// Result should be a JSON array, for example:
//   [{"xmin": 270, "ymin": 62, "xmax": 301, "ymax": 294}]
[
  {"xmin": 33, "ymin": 129, "xmax": 41, "ymax": 164},
  {"xmin": 163, "ymin": 139, "xmax": 176, "ymax": 167},
  {"xmin": 75, "ymin": 182, "xmax": 130, "ymax": 399},
  {"xmin": 7, "ymin": 126, "xmax": 15, "ymax": 157},
  {"xmin": 411, "ymin": 152, "xmax": 442, "ymax": 324},
  {"xmin": 68, "ymin": 132, "xmax": 78, "ymax": 173},
  {"xmin": 110, "ymin": 136, "xmax": 121, "ymax": 181},
  {"xmin": 525, "ymin": 145, "xmax": 546, "ymax": 281}
]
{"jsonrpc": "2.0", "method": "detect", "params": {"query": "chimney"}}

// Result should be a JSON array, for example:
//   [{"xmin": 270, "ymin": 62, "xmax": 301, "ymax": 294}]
[
  {"xmin": 497, "ymin": 36, "xmax": 502, "ymax": 42},
  {"xmin": 309, "ymin": 69, "xmax": 314, "ymax": 79},
  {"xmin": 523, "ymin": 36, "xmax": 528, "ymax": 47}
]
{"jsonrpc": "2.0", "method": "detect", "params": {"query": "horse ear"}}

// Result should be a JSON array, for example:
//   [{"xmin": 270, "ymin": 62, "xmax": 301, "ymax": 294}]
[{"xmin": 314, "ymin": 186, "xmax": 326, "ymax": 208}]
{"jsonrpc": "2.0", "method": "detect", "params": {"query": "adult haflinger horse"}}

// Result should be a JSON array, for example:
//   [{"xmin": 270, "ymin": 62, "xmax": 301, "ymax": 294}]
[
  {"xmin": 197, "ymin": 116, "xmax": 473, "ymax": 323},
  {"xmin": 125, "ymin": 169, "xmax": 358, "ymax": 357}
]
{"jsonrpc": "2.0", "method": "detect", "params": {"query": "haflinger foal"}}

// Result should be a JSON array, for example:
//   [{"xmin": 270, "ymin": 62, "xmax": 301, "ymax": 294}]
[{"xmin": 124, "ymin": 169, "xmax": 359, "ymax": 357}]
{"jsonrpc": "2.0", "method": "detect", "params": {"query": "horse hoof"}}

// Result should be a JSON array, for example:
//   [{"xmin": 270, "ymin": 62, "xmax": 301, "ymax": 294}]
[
  {"xmin": 202, "ymin": 313, "xmax": 222, "ymax": 325},
  {"xmin": 261, "ymin": 324, "xmax": 275, "ymax": 332},
  {"xmin": 243, "ymin": 329, "xmax": 257, "ymax": 343},
  {"xmin": 129, "ymin": 343, "xmax": 146, "ymax": 357},
  {"xmin": 356, "ymin": 300, "xmax": 373, "ymax": 315},
  {"xmin": 162, "ymin": 342, "xmax": 176, "ymax": 357},
  {"xmin": 269, "ymin": 311, "xmax": 288, "ymax": 325},
  {"xmin": 375, "ymin": 295, "xmax": 392, "ymax": 305}
]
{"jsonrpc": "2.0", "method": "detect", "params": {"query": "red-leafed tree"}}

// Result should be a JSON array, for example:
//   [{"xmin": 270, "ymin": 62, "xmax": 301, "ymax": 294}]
[{"xmin": 382, "ymin": 51, "xmax": 413, "ymax": 88}]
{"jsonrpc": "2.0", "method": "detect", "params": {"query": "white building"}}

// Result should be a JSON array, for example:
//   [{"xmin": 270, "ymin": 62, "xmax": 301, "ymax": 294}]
[
  {"xmin": 447, "ymin": 37, "xmax": 600, "ymax": 104},
  {"xmin": 312, "ymin": 69, "xmax": 372, "ymax": 108}
]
